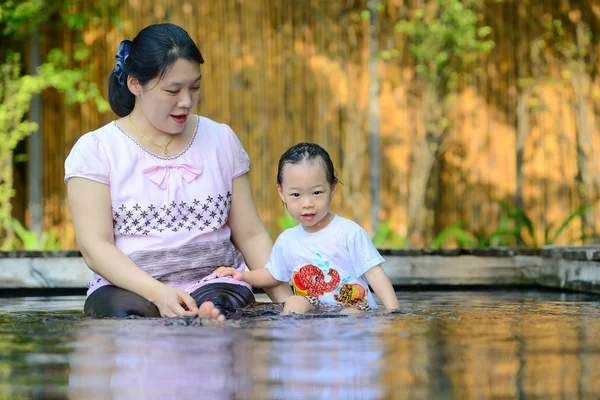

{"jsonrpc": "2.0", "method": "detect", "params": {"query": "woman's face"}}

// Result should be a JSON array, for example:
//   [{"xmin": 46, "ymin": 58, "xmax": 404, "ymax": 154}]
[{"xmin": 135, "ymin": 58, "xmax": 202, "ymax": 134}]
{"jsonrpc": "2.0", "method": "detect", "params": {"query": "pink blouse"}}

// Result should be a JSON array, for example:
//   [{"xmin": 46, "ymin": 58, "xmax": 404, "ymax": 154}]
[{"xmin": 64, "ymin": 116, "xmax": 253, "ymax": 296}]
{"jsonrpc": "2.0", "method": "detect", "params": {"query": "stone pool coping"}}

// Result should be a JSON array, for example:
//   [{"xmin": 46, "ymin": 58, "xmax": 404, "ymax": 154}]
[{"xmin": 1, "ymin": 246, "xmax": 599, "ymax": 294}]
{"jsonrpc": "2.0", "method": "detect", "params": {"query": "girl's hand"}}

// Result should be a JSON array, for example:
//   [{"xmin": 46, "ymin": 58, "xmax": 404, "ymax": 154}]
[
  {"xmin": 152, "ymin": 285, "xmax": 199, "ymax": 318},
  {"xmin": 213, "ymin": 266, "xmax": 245, "ymax": 281},
  {"xmin": 364, "ymin": 265, "xmax": 400, "ymax": 310}
]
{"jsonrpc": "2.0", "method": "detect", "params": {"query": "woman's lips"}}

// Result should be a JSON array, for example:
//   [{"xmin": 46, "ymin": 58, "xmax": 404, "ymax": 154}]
[{"xmin": 171, "ymin": 114, "xmax": 187, "ymax": 124}]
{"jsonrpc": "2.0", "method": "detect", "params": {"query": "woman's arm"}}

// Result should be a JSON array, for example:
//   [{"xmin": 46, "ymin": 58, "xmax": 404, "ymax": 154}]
[
  {"xmin": 67, "ymin": 177, "xmax": 198, "ymax": 317},
  {"xmin": 227, "ymin": 173, "xmax": 293, "ymax": 302},
  {"xmin": 364, "ymin": 265, "xmax": 399, "ymax": 310}
]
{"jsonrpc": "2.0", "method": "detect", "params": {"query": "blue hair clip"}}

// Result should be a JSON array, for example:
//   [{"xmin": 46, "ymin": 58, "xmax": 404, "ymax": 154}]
[{"xmin": 114, "ymin": 39, "xmax": 131, "ymax": 86}]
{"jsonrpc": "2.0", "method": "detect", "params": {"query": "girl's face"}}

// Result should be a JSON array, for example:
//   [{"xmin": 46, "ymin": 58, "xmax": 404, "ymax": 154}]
[
  {"xmin": 130, "ymin": 58, "xmax": 202, "ymax": 134},
  {"xmin": 278, "ymin": 160, "xmax": 336, "ymax": 233}
]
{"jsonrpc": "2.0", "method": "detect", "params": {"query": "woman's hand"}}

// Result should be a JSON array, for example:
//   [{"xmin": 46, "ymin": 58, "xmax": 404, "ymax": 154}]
[
  {"xmin": 152, "ymin": 285, "xmax": 199, "ymax": 317},
  {"xmin": 213, "ymin": 266, "xmax": 245, "ymax": 281}
]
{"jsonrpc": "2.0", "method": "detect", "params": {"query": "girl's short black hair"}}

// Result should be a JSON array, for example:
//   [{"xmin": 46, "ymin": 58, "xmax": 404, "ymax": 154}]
[{"xmin": 277, "ymin": 142, "xmax": 339, "ymax": 186}]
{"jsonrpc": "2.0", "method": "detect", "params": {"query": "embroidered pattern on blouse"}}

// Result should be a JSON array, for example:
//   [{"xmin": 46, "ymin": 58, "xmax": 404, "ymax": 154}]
[{"xmin": 112, "ymin": 192, "xmax": 232, "ymax": 235}]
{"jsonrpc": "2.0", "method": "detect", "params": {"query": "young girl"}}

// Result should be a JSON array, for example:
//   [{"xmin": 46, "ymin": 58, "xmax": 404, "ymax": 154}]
[{"xmin": 215, "ymin": 143, "xmax": 399, "ymax": 314}]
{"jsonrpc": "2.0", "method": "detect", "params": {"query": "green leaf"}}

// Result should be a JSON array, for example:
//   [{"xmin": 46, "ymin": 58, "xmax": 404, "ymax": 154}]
[
  {"xmin": 431, "ymin": 223, "xmax": 475, "ymax": 249},
  {"xmin": 548, "ymin": 205, "xmax": 588, "ymax": 244}
]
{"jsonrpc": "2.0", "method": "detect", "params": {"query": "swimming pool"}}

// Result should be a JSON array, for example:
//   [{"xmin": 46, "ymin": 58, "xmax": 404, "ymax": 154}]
[{"xmin": 1, "ymin": 289, "xmax": 600, "ymax": 399}]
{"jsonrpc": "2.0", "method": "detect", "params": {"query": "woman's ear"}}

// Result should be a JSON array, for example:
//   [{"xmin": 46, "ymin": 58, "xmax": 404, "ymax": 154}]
[{"xmin": 127, "ymin": 76, "xmax": 141, "ymax": 96}]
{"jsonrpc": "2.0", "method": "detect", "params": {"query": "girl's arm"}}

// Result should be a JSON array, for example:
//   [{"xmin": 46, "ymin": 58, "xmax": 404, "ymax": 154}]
[
  {"xmin": 364, "ymin": 265, "xmax": 399, "ymax": 310},
  {"xmin": 67, "ymin": 178, "xmax": 198, "ymax": 317},
  {"xmin": 227, "ymin": 173, "xmax": 294, "ymax": 302},
  {"xmin": 215, "ymin": 267, "xmax": 282, "ymax": 288}
]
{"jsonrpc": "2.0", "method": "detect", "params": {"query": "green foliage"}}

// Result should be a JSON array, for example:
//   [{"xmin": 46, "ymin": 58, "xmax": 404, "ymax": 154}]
[
  {"xmin": 0, "ymin": 51, "xmax": 108, "ymax": 147},
  {"xmin": 276, "ymin": 210, "xmax": 298, "ymax": 232},
  {"xmin": 0, "ymin": 52, "xmax": 109, "ymax": 249},
  {"xmin": 0, "ymin": 0, "xmax": 121, "ymax": 36},
  {"xmin": 371, "ymin": 220, "xmax": 405, "ymax": 249},
  {"xmin": 430, "ymin": 222, "xmax": 476, "ymax": 248},
  {"xmin": 0, "ymin": 0, "xmax": 119, "ymax": 249},
  {"xmin": 430, "ymin": 201, "xmax": 591, "ymax": 248},
  {"xmin": 11, "ymin": 218, "xmax": 61, "ymax": 250},
  {"xmin": 394, "ymin": 0, "xmax": 495, "ymax": 94},
  {"xmin": 543, "ymin": 205, "xmax": 590, "ymax": 245}
]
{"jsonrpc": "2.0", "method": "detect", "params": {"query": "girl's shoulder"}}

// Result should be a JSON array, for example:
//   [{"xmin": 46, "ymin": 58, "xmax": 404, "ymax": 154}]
[
  {"xmin": 275, "ymin": 224, "xmax": 305, "ymax": 243},
  {"xmin": 330, "ymin": 215, "xmax": 365, "ymax": 235}
]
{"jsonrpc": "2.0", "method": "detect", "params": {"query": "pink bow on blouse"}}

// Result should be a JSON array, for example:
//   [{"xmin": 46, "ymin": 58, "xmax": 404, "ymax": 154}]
[{"xmin": 143, "ymin": 163, "xmax": 203, "ymax": 190}]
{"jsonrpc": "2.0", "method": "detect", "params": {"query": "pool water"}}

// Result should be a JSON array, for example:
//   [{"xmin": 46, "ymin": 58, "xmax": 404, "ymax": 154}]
[{"xmin": 1, "ymin": 289, "xmax": 600, "ymax": 399}]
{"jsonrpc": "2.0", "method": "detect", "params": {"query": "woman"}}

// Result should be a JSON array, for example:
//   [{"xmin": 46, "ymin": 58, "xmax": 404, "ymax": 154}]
[{"xmin": 65, "ymin": 23, "xmax": 292, "ymax": 320}]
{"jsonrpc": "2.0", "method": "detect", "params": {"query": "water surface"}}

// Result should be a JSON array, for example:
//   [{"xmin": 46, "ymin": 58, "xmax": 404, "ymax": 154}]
[{"xmin": 1, "ymin": 289, "xmax": 600, "ymax": 399}]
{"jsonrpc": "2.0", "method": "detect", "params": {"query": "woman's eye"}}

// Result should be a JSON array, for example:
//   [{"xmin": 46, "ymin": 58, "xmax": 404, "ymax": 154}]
[
  {"xmin": 190, "ymin": 86, "xmax": 200, "ymax": 91},
  {"xmin": 165, "ymin": 90, "xmax": 178, "ymax": 95}
]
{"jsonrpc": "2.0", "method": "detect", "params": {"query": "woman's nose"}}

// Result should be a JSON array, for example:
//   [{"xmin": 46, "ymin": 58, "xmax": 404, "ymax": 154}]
[{"xmin": 178, "ymin": 90, "xmax": 193, "ymax": 108}]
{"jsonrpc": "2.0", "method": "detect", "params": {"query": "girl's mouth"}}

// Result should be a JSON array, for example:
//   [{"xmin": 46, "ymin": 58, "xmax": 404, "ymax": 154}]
[{"xmin": 302, "ymin": 214, "xmax": 315, "ymax": 221}]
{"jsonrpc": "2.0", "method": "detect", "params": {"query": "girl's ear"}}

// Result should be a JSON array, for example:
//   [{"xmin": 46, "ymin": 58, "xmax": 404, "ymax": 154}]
[
  {"xmin": 277, "ymin": 186, "xmax": 287, "ymax": 208},
  {"xmin": 127, "ymin": 76, "xmax": 141, "ymax": 96},
  {"xmin": 331, "ymin": 182, "xmax": 337, "ymax": 195}
]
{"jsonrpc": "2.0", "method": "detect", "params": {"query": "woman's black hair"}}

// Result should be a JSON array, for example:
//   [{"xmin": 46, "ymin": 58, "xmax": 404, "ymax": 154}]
[
  {"xmin": 277, "ymin": 143, "xmax": 339, "ymax": 186},
  {"xmin": 108, "ymin": 23, "xmax": 204, "ymax": 117}
]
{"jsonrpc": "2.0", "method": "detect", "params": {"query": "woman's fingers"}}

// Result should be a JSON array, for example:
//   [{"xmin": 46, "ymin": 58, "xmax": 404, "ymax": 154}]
[{"xmin": 180, "ymin": 291, "xmax": 199, "ymax": 315}]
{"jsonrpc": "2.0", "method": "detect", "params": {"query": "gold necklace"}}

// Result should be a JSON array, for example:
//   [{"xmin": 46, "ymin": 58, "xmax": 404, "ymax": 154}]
[{"xmin": 128, "ymin": 115, "xmax": 175, "ymax": 157}]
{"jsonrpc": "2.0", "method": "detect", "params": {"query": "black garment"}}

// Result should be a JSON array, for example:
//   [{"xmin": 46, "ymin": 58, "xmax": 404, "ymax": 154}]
[{"xmin": 84, "ymin": 283, "xmax": 255, "ymax": 318}]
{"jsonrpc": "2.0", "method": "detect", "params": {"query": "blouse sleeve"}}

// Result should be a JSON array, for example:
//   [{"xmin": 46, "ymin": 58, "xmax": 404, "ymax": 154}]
[
  {"xmin": 64, "ymin": 132, "xmax": 110, "ymax": 185},
  {"xmin": 221, "ymin": 124, "xmax": 250, "ymax": 178}
]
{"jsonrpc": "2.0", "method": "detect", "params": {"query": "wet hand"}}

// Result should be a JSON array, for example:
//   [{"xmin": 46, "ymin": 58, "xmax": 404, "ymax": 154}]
[
  {"xmin": 153, "ymin": 285, "xmax": 199, "ymax": 318},
  {"xmin": 213, "ymin": 266, "xmax": 244, "ymax": 281}
]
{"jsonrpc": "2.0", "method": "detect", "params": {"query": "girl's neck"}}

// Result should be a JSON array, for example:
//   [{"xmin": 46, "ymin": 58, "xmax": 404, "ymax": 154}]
[{"xmin": 302, "ymin": 212, "xmax": 334, "ymax": 233}]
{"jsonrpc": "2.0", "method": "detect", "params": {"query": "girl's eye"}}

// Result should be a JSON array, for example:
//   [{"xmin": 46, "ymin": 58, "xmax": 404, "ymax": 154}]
[
  {"xmin": 313, "ymin": 191, "xmax": 322, "ymax": 195},
  {"xmin": 290, "ymin": 193, "xmax": 300, "ymax": 198}
]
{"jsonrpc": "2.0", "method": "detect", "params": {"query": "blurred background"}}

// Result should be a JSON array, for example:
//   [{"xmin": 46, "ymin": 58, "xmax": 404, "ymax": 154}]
[{"xmin": 1, "ymin": 0, "xmax": 599, "ymax": 250}]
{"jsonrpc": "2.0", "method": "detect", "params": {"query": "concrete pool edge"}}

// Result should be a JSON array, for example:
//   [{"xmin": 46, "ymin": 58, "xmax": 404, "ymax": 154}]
[{"xmin": 1, "ymin": 246, "xmax": 599, "ymax": 294}]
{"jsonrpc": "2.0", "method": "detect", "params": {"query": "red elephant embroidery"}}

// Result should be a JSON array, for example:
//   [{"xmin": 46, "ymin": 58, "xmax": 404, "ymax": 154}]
[{"xmin": 292, "ymin": 264, "xmax": 340, "ymax": 297}]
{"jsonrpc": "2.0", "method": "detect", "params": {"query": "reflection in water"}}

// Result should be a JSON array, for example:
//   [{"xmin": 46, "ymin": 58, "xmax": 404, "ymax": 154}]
[
  {"xmin": 67, "ymin": 320, "xmax": 252, "ymax": 399},
  {"xmin": 1, "ymin": 289, "xmax": 600, "ymax": 399}
]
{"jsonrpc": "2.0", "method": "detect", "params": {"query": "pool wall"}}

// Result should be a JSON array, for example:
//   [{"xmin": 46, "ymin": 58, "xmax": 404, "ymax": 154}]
[{"xmin": 1, "ymin": 247, "xmax": 599, "ymax": 294}]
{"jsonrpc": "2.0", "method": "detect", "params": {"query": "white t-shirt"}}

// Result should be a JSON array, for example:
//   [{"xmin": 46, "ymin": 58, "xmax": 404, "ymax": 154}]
[{"xmin": 265, "ymin": 215, "xmax": 385, "ymax": 309}]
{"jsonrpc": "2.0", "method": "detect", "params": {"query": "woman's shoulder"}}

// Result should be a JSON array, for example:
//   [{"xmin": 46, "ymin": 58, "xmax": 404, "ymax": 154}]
[
  {"xmin": 73, "ymin": 121, "xmax": 121, "ymax": 149},
  {"xmin": 195, "ymin": 115, "xmax": 229, "ymax": 134},
  {"xmin": 195, "ymin": 116, "xmax": 241, "ymax": 143}
]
